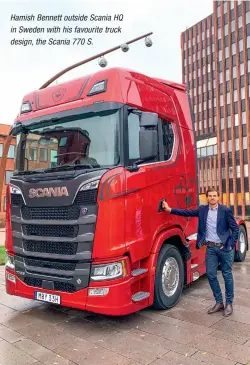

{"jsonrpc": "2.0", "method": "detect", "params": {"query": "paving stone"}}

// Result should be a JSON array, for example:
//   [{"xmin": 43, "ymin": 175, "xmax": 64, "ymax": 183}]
[
  {"xmin": 164, "ymin": 307, "xmax": 221, "ymax": 327},
  {"xmin": 211, "ymin": 318, "xmax": 250, "ymax": 339},
  {"xmin": 0, "ymin": 325, "xmax": 24, "ymax": 343},
  {"xmin": 22, "ymin": 306, "xmax": 72, "ymax": 325},
  {"xmin": 14, "ymin": 338, "xmax": 52, "ymax": 357},
  {"xmin": 121, "ymin": 330, "xmax": 197, "ymax": 357},
  {"xmin": 190, "ymin": 333, "xmax": 250, "ymax": 364},
  {"xmin": 18, "ymin": 322, "xmax": 78, "ymax": 350},
  {"xmin": 0, "ymin": 312, "xmax": 46, "ymax": 331},
  {"xmin": 210, "ymin": 329, "xmax": 249, "ymax": 345},
  {"xmin": 35, "ymin": 350, "xmax": 75, "ymax": 365},
  {"xmin": 139, "ymin": 308, "xmax": 181, "ymax": 325},
  {"xmin": 150, "ymin": 350, "xmax": 204, "ymax": 365},
  {"xmin": 0, "ymin": 291, "xmax": 42, "ymax": 311},
  {"xmin": 55, "ymin": 337, "xmax": 131, "ymax": 365},
  {"xmin": 0, "ymin": 339, "xmax": 36, "ymax": 365},
  {"xmin": 93, "ymin": 331, "xmax": 168, "ymax": 364},
  {"xmin": 191, "ymin": 350, "xmax": 237, "ymax": 365}
]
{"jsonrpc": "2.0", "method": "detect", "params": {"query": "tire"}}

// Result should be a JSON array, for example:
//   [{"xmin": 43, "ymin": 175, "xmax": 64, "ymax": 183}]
[
  {"xmin": 153, "ymin": 244, "xmax": 184, "ymax": 310},
  {"xmin": 234, "ymin": 225, "xmax": 248, "ymax": 262}
]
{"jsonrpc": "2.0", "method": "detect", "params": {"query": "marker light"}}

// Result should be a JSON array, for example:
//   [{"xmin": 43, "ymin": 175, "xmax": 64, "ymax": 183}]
[
  {"xmin": 87, "ymin": 81, "xmax": 107, "ymax": 96},
  {"xmin": 20, "ymin": 101, "xmax": 32, "ymax": 114}
]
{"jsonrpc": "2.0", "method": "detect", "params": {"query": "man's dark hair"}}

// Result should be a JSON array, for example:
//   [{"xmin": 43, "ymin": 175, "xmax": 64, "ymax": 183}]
[{"xmin": 206, "ymin": 188, "xmax": 220, "ymax": 197}]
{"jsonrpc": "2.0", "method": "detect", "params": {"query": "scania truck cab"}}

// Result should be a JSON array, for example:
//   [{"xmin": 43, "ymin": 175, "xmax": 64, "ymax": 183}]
[{"xmin": 5, "ymin": 67, "xmax": 248, "ymax": 316}]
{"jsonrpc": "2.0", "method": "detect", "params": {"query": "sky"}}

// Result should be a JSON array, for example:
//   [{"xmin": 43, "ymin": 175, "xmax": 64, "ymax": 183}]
[{"xmin": 0, "ymin": 0, "xmax": 213, "ymax": 125}]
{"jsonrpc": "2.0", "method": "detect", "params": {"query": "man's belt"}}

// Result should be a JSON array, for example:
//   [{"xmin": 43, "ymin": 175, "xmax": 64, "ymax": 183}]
[{"xmin": 206, "ymin": 241, "xmax": 223, "ymax": 247}]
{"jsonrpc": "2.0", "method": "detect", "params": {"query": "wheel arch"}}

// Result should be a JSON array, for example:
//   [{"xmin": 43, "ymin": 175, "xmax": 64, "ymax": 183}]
[{"xmin": 151, "ymin": 227, "xmax": 190, "ymax": 284}]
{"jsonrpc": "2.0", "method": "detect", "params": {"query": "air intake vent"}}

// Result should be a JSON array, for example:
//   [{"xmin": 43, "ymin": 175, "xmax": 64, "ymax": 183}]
[{"xmin": 22, "ymin": 224, "xmax": 78, "ymax": 238}]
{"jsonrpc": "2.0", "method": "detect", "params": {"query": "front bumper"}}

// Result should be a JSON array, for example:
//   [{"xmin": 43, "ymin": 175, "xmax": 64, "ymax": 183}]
[{"xmin": 5, "ymin": 268, "xmax": 150, "ymax": 316}]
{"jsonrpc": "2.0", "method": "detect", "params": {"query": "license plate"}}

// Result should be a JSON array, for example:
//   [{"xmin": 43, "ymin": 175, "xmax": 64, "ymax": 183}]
[{"xmin": 35, "ymin": 291, "xmax": 61, "ymax": 305}]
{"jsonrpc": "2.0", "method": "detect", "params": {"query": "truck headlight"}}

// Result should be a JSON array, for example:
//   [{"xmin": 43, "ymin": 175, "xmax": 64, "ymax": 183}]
[
  {"xmin": 80, "ymin": 179, "xmax": 99, "ymax": 191},
  {"xmin": 6, "ymin": 255, "xmax": 15, "ymax": 270},
  {"xmin": 91, "ymin": 260, "xmax": 126, "ymax": 281},
  {"xmin": 10, "ymin": 185, "xmax": 22, "ymax": 195}
]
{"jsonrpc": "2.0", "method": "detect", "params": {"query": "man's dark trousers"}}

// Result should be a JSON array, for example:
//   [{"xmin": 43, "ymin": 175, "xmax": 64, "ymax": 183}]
[{"xmin": 206, "ymin": 246, "xmax": 234, "ymax": 304}]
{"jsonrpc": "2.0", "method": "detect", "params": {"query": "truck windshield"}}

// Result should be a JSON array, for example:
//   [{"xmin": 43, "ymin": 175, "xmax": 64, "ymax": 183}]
[{"xmin": 14, "ymin": 110, "xmax": 120, "ymax": 173}]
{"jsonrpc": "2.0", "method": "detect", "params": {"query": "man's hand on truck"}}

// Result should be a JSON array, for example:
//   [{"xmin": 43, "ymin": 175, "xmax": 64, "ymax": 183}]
[{"xmin": 162, "ymin": 199, "xmax": 171, "ymax": 212}]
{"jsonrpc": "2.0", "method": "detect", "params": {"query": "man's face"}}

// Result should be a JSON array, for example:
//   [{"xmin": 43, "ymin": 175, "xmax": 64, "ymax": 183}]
[{"xmin": 207, "ymin": 191, "xmax": 219, "ymax": 206}]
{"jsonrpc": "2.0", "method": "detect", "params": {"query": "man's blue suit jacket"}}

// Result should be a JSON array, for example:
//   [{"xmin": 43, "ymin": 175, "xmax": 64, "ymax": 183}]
[{"xmin": 170, "ymin": 204, "xmax": 239, "ymax": 251}]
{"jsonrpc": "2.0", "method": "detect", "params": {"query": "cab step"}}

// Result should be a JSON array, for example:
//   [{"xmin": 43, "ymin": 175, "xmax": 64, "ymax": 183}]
[
  {"xmin": 132, "ymin": 291, "xmax": 150, "ymax": 302},
  {"xmin": 131, "ymin": 268, "xmax": 148, "ymax": 277}
]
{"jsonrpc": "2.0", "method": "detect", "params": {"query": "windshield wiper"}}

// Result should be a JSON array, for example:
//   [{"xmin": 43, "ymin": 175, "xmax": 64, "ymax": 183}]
[
  {"xmin": 44, "ymin": 163, "xmax": 98, "ymax": 173},
  {"xmin": 14, "ymin": 169, "xmax": 45, "ymax": 176}
]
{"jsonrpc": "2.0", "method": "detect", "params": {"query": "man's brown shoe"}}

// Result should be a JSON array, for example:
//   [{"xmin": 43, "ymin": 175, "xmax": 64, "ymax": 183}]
[
  {"xmin": 224, "ymin": 304, "xmax": 233, "ymax": 317},
  {"xmin": 207, "ymin": 303, "xmax": 224, "ymax": 314}
]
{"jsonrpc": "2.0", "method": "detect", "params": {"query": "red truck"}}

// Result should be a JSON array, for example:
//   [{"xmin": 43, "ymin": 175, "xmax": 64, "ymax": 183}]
[{"xmin": 5, "ymin": 67, "xmax": 248, "ymax": 316}]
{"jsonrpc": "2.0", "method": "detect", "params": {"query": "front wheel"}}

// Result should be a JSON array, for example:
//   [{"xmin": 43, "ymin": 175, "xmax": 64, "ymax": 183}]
[
  {"xmin": 153, "ymin": 244, "xmax": 184, "ymax": 309},
  {"xmin": 234, "ymin": 225, "xmax": 248, "ymax": 262}
]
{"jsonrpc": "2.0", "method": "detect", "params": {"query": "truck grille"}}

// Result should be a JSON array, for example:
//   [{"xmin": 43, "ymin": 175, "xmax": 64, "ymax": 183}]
[
  {"xmin": 24, "ymin": 277, "xmax": 76, "ymax": 293},
  {"xmin": 74, "ymin": 189, "xmax": 97, "ymax": 205},
  {"xmin": 23, "ymin": 240, "xmax": 78, "ymax": 255},
  {"xmin": 25, "ymin": 258, "xmax": 76, "ymax": 271},
  {"xmin": 21, "ymin": 205, "xmax": 80, "ymax": 220},
  {"xmin": 11, "ymin": 194, "xmax": 24, "ymax": 206},
  {"xmin": 22, "ymin": 224, "xmax": 78, "ymax": 238}
]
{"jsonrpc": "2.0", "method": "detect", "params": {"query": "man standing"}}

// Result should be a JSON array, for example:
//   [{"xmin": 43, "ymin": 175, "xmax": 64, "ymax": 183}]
[{"xmin": 162, "ymin": 188, "xmax": 239, "ymax": 317}]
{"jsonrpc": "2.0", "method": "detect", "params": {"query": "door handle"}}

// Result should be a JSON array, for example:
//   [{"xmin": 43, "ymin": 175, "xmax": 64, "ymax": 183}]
[{"xmin": 158, "ymin": 199, "xmax": 166, "ymax": 212}]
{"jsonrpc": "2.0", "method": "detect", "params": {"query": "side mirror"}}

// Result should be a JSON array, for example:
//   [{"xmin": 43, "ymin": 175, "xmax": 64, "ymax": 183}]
[{"xmin": 139, "ymin": 112, "xmax": 158, "ymax": 160}]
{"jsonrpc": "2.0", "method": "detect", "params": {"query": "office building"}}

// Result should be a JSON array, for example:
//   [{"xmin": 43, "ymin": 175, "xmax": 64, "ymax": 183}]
[{"xmin": 181, "ymin": 0, "xmax": 250, "ymax": 216}]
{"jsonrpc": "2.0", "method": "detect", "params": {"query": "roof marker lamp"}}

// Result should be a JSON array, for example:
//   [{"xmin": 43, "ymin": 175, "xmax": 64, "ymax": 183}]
[
  {"xmin": 20, "ymin": 101, "xmax": 32, "ymax": 114},
  {"xmin": 87, "ymin": 81, "xmax": 107, "ymax": 96}
]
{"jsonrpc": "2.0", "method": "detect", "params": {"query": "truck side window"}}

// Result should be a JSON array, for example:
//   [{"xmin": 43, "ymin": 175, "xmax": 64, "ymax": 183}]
[
  {"xmin": 162, "ymin": 120, "xmax": 174, "ymax": 160},
  {"xmin": 128, "ymin": 113, "xmax": 140, "ymax": 162}
]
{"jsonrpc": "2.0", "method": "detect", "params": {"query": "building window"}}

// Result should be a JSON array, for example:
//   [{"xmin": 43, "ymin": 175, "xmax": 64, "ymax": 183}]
[
  {"xmin": 231, "ymin": 20, "xmax": 235, "ymax": 32},
  {"xmin": 234, "ymin": 113, "xmax": 239, "ymax": 126},
  {"xmin": 228, "ymin": 140, "xmax": 232, "ymax": 152},
  {"xmin": 227, "ymin": 92, "xmax": 230, "ymax": 104},
  {"xmin": 224, "ymin": 1, "xmax": 227, "ymax": 13},
  {"xmin": 3, "ymin": 197, "xmax": 6, "ymax": 212},
  {"xmin": 7, "ymin": 145, "xmax": 15, "ymax": 159},
  {"xmin": 242, "ymin": 111, "xmax": 246, "ymax": 125},
  {"xmin": 244, "ymin": 165, "xmax": 249, "ymax": 177},
  {"xmin": 232, "ymin": 43, "xmax": 236, "ymax": 55},
  {"xmin": 235, "ymin": 138, "xmax": 240, "ymax": 151},
  {"xmin": 224, "ymin": 24, "xmax": 228, "ymax": 36},
  {"xmin": 29, "ymin": 148, "xmax": 37, "ymax": 161},
  {"xmin": 241, "ymin": 87, "xmax": 245, "ymax": 99},
  {"xmin": 236, "ymin": 165, "xmax": 240, "ymax": 178},
  {"xmin": 247, "ymin": 11, "xmax": 250, "ymax": 24},
  {"xmin": 238, "ymin": 16, "xmax": 242, "ymax": 28},
  {"xmin": 0, "ymin": 144, "xmax": 2, "ymax": 158},
  {"xmin": 239, "ymin": 39, "xmax": 243, "ymax": 52},
  {"xmin": 240, "ymin": 63, "xmax": 244, "ymax": 75},
  {"xmin": 40, "ymin": 148, "xmax": 48, "ymax": 162},
  {"xmin": 5, "ymin": 171, "xmax": 13, "ymax": 185},
  {"xmin": 221, "ymin": 141, "xmax": 225, "ymax": 153},
  {"xmin": 243, "ymin": 136, "xmax": 247, "ymax": 149},
  {"xmin": 233, "ymin": 66, "xmax": 237, "ymax": 78},
  {"xmin": 162, "ymin": 120, "xmax": 174, "ymax": 161},
  {"xmin": 219, "ymin": 50, "xmax": 222, "ymax": 61}
]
